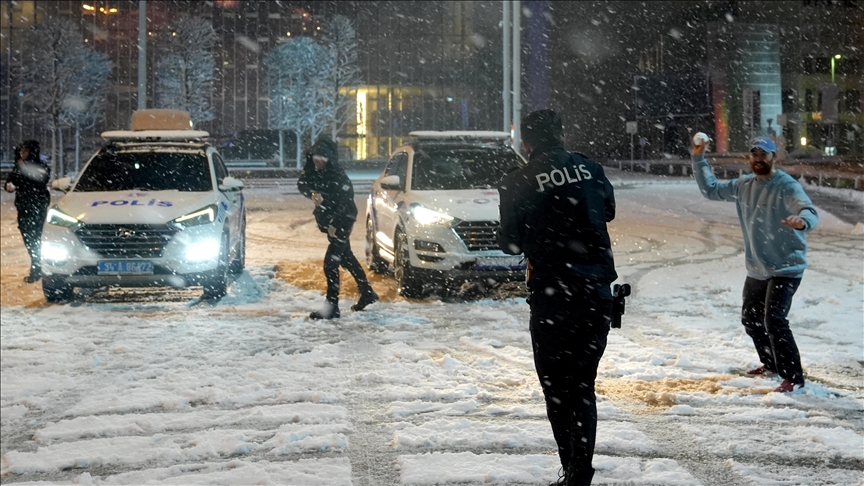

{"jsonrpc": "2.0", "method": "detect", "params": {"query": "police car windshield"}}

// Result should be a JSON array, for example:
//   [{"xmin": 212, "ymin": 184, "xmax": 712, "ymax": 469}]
[
  {"xmin": 75, "ymin": 152, "xmax": 212, "ymax": 192},
  {"xmin": 411, "ymin": 147, "xmax": 521, "ymax": 190}
]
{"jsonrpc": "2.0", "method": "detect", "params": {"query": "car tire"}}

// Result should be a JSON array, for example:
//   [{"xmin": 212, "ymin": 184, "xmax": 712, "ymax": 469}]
[
  {"xmin": 365, "ymin": 217, "xmax": 388, "ymax": 274},
  {"xmin": 43, "ymin": 276, "xmax": 74, "ymax": 303},
  {"xmin": 203, "ymin": 233, "xmax": 230, "ymax": 300},
  {"xmin": 394, "ymin": 230, "xmax": 424, "ymax": 298},
  {"xmin": 229, "ymin": 217, "xmax": 246, "ymax": 276}
]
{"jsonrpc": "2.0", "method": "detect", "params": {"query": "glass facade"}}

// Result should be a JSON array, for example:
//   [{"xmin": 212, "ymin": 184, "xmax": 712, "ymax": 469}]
[{"xmin": 1, "ymin": 1, "xmax": 505, "ymax": 165}]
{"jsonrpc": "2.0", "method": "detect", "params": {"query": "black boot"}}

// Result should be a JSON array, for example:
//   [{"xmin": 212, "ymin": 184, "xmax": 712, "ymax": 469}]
[
  {"xmin": 310, "ymin": 301, "xmax": 340, "ymax": 320},
  {"xmin": 351, "ymin": 288, "xmax": 379, "ymax": 311},
  {"xmin": 23, "ymin": 266, "xmax": 41, "ymax": 284}
]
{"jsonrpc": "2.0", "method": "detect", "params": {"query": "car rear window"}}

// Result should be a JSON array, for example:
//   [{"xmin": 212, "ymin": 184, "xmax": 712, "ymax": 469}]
[
  {"xmin": 411, "ymin": 148, "xmax": 522, "ymax": 191},
  {"xmin": 75, "ymin": 151, "xmax": 212, "ymax": 192}
]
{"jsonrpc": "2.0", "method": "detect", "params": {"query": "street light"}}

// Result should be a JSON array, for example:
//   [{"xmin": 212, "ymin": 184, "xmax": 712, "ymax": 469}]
[{"xmin": 831, "ymin": 54, "xmax": 841, "ymax": 83}]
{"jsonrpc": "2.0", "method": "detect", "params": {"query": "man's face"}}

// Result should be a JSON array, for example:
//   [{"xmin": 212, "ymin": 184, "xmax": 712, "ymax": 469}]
[
  {"xmin": 749, "ymin": 148, "xmax": 774, "ymax": 175},
  {"xmin": 19, "ymin": 147, "xmax": 29, "ymax": 161},
  {"xmin": 312, "ymin": 155, "xmax": 328, "ymax": 170}
]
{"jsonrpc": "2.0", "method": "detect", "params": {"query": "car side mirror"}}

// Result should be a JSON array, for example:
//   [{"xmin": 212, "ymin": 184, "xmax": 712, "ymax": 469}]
[
  {"xmin": 380, "ymin": 175, "xmax": 402, "ymax": 191},
  {"xmin": 219, "ymin": 176, "xmax": 244, "ymax": 191},
  {"xmin": 51, "ymin": 177, "xmax": 72, "ymax": 192}
]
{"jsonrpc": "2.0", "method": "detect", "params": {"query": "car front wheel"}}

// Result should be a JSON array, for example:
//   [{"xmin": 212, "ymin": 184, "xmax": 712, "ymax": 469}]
[
  {"xmin": 203, "ymin": 233, "xmax": 230, "ymax": 300},
  {"xmin": 42, "ymin": 276, "xmax": 74, "ymax": 303},
  {"xmin": 365, "ymin": 217, "xmax": 388, "ymax": 274},
  {"xmin": 394, "ymin": 230, "xmax": 424, "ymax": 298},
  {"xmin": 229, "ymin": 217, "xmax": 246, "ymax": 276}
]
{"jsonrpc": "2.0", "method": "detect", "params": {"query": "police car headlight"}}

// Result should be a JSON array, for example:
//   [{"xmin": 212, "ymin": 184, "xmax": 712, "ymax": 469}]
[
  {"xmin": 173, "ymin": 204, "xmax": 217, "ymax": 227},
  {"xmin": 410, "ymin": 204, "xmax": 454, "ymax": 226},
  {"xmin": 185, "ymin": 238, "xmax": 221, "ymax": 262},
  {"xmin": 42, "ymin": 241, "xmax": 69, "ymax": 262},
  {"xmin": 46, "ymin": 207, "xmax": 79, "ymax": 227}
]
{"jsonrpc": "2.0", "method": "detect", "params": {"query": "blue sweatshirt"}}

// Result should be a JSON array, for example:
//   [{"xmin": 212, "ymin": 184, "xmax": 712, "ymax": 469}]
[{"xmin": 692, "ymin": 155, "xmax": 819, "ymax": 279}]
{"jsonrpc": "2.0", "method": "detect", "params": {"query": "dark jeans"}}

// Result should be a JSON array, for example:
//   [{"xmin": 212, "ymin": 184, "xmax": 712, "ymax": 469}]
[
  {"xmin": 741, "ymin": 276, "xmax": 804, "ymax": 386},
  {"xmin": 17, "ymin": 204, "xmax": 47, "ymax": 274},
  {"xmin": 528, "ymin": 278, "xmax": 612, "ymax": 486},
  {"xmin": 324, "ymin": 232, "xmax": 372, "ymax": 305}
]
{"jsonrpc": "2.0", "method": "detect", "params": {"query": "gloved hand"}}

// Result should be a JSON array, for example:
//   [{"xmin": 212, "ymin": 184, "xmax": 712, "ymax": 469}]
[
  {"xmin": 311, "ymin": 192, "xmax": 324, "ymax": 206},
  {"xmin": 328, "ymin": 225, "xmax": 337, "ymax": 238}
]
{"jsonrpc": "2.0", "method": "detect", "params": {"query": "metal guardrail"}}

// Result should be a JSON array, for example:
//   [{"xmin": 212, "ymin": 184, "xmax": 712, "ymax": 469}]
[{"xmin": 602, "ymin": 159, "xmax": 863, "ymax": 190}]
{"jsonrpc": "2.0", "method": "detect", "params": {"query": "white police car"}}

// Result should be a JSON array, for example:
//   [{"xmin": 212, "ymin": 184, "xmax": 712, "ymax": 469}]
[
  {"xmin": 41, "ymin": 110, "xmax": 245, "ymax": 302},
  {"xmin": 365, "ymin": 131, "xmax": 526, "ymax": 297}
]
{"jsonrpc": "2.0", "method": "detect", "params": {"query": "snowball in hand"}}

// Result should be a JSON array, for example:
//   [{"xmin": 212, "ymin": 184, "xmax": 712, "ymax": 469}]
[{"xmin": 692, "ymin": 132, "xmax": 710, "ymax": 146}]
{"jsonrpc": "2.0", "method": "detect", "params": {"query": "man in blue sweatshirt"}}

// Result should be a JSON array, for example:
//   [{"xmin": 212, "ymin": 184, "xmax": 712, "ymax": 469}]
[{"xmin": 691, "ymin": 136, "xmax": 818, "ymax": 393}]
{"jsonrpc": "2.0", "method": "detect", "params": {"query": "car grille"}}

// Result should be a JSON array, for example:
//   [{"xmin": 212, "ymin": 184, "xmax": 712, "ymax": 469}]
[
  {"xmin": 453, "ymin": 221, "xmax": 498, "ymax": 251},
  {"xmin": 75, "ymin": 224, "xmax": 178, "ymax": 258}
]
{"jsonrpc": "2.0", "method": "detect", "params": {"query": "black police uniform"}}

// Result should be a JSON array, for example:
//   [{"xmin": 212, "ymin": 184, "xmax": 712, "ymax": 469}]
[
  {"xmin": 6, "ymin": 142, "xmax": 51, "ymax": 281},
  {"xmin": 297, "ymin": 138, "xmax": 377, "ymax": 318},
  {"xmin": 497, "ymin": 143, "xmax": 617, "ymax": 485}
]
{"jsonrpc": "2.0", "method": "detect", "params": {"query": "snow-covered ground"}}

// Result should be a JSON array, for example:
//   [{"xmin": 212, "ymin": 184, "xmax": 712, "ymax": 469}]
[{"xmin": 1, "ymin": 170, "xmax": 862, "ymax": 485}]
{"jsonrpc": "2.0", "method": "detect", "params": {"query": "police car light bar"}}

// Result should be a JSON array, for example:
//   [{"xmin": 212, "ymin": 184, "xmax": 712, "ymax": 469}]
[{"xmin": 101, "ymin": 130, "xmax": 210, "ymax": 142}]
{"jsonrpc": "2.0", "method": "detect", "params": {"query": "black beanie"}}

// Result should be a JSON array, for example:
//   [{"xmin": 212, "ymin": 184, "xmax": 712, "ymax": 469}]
[
  {"xmin": 310, "ymin": 137, "xmax": 339, "ymax": 164},
  {"xmin": 521, "ymin": 110, "xmax": 563, "ymax": 148}
]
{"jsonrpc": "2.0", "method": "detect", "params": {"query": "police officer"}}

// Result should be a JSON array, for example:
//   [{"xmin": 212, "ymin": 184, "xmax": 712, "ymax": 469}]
[
  {"xmin": 298, "ymin": 136, "xmax": 378, "ymax": 319},
  {"xmin": 497, "ymin": 110, "xmax": 617, "ymax": 486},
  {"xmin": 5, "ymin": 140, "xmax": 51, "ymax": 283}
]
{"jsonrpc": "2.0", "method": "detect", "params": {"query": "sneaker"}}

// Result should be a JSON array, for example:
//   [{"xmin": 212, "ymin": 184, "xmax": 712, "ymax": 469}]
[
  {"xmin": 745, "ymin": 365, "xmax": 776, "ymax": 377},
  {"xmin": 351, "ymin": 290, "xmax": 379, "ymax": 311},
  {"xmin": 774, "ymin": 380, "xmax": 804, "ymax": 393}
]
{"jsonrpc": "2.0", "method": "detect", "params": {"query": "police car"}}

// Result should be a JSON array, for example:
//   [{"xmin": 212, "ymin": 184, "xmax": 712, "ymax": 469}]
[
  {"xmin": 41, "ymin": 110, "xmax": 245, "ymax": 302},
  {"xmin": 365, "ymin": 131, "xmax": 526, "ymax": 297}
]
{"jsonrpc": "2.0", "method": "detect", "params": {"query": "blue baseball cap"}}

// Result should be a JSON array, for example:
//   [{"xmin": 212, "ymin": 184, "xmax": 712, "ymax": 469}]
[{"xmin": 750, "ymin": 136, "xmax": 777, "ymax": 153}]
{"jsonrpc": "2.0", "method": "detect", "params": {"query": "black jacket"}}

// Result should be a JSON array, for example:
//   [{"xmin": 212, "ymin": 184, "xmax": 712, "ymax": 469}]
[
  {"xmin": 497, "ymin": 144, "xmax": 617, "ymax": 284},
  {"xmin": 297, "ymin": 141, "xmax": 357, "ymax": 234},
  {"xmin": 9, "ymin": 151, "xmax": 50, "ymax": 210}
]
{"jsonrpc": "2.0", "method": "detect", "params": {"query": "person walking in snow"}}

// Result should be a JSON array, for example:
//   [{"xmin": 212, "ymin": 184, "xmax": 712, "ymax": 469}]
[
  {"xmin": 691, "ymin": 136, "xmax": 818, "ymax": 393},
  {"xmin": 5, "ymin": 140, "xmax": 50, "ymax": 283},
  {"xmin": 497, "ymin": 110, "xmax": 617, "ymax": 486},
  {"xmin": 297, "ymin": 136, "xmax": 378, "ymax": 319}
]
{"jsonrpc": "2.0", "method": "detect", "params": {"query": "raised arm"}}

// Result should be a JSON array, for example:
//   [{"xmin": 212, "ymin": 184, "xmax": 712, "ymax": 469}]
[{"xmin": 691, "ymin": 140, "xmax": 738, "ymax": 202}]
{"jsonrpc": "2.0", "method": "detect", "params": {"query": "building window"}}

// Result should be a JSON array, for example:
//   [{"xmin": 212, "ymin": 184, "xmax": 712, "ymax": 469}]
[
  {"xmin": 843, "ymin": 90, "xmax": 861, "ymax": 113},
  {"xmin": 782, "ymin": 89, "xmax": 796, "ymax": 114},
  {"xmin": 804, "ymin": 89, "xmax": 814, "ymax": 112}
]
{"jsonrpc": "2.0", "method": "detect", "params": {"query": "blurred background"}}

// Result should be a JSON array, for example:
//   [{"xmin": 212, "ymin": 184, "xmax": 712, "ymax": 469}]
[{"xmin": 1, "ymin": 0, "xmax": 862, "ymax": 171}]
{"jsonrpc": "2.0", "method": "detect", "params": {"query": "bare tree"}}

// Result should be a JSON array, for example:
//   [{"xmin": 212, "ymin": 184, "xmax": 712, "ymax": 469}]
[
  {"xmin": 321, "ymin": 15, "xmax": 361, "ymax": 141},
  {"xmin": 155, "ymin": 15, "xmax": 217, "ymax": 127},
  {"xmin": 20, "ymin": 18, "xmax": 110, "ymax": 176},
  {"xmin": 265, "ymin": 37, "xmax": 332, "ymax": 168},
  {"xmin": 59, "ymin": 47, "xmax": 112, "ymax": 173}
]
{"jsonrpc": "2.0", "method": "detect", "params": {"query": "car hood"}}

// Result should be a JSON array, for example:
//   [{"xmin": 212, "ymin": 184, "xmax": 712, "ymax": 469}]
[
  {"xmin": 56, "ymin": 190, "xmax": 217, "ymax": 225},
  {"xmin": 410, "ymin": 189, "xmax": 500, "ymax": 222}
]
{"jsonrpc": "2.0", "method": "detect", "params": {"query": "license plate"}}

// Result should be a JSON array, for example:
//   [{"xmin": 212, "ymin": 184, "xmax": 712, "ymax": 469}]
[
  {"xmin": 97, "ymin": 261, "xmax": 154, "ymax": 275},
  {"xmin": 475, "ymin": 256, "xmax": 526, "ymax": 270}
]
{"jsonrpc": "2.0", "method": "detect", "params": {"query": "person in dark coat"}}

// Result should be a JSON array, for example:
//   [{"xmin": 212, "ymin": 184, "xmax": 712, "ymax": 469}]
[
  {"xmin": 5, "ymin": 140, "xmax": 51, "ymax": 283},
  {"xmin": 297, "ymin": 137, "xmax": 378, "ymax": 319},
  {"xmin": 497, "ymin": 110, "xmax": 617, "ymax": 486}
]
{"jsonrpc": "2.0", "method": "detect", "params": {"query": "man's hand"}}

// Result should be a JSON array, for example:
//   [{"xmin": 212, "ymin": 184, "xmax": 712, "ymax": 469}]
[
  {"xmin": 311, "ymin": 192, "xmax": 323, "ymax": 206},
  {"xmin": 4, "ymin": 182, "xmax": 14, "ymax": 193},
  {"xmin": 327, "ymin": 225, "xmax": 337, "ymax": 238},
  {"xmin": 781, "ymin": 215, "xmax": 806, "ymax": 230},
  {"xmin": 691, "ymin": 132, "xmax": 710, "ymax": 156}
]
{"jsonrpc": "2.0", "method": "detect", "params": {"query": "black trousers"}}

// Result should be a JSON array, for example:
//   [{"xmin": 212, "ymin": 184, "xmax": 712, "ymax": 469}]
[
  {"xmin": 741, "ymin": 276, "xmax": 804, "ymax": 386},
  {"xmin": 528, "ymin": 278, "xmax": 612, "ymax": 485},
  {"xmin": 324, "ymin": 232, "xmax": 372, "ymax": 304},
  {"xmin": 16, "ymin": 203, "xmax": 47, "ymax": 274}
]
